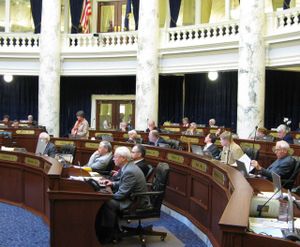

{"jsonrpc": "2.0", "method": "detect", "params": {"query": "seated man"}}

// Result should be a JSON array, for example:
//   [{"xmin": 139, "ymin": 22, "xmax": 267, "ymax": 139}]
[
  {"xmin": 208, "ymin": 118, "xmax": 217, "ymax": 128},
  {"xmin": 251, "ymin": 140, "xmax": 295, "ymax": 181},
  {"xmin": 255, "ymin": 127, "xmax": 274, "ymax": 141},
  {"xmin": 27, "ymin": 114, "xmax": 37, "ymax": 127},
  {"xmin": 2, "ymin": 115, "xmax": 11, "ymax": 127},
  {"xmin": 148, "ymin": 130, "xmax": 167, "ymax": 146},
  {"xmin": 203, "ymin": 133, "xmax": 220, "ymax": 159},
  {"xmin": 38, "ymin": 132, "xmax": 57, "ymax": 158},
  {"xmin": 146, "ymin": 120, "xmax": 159, "ymax": 132},
  {"xmin": 11, "ymin": 119, "xmax": 19, "ymax": 128},
  {"xmin": 277, "ymin": 124, "xmax": 293, "ymax": 144},
  {"xmin": 86, "ymin": 141, "xmax": 113, "ymax": 170},
  {"xmin": 127, "ymin": 130, "xmax": 142, "ymax": 144},
  {"xmin": 220, "ymin": 131, "xmax": 244, "ymax": 165},
  {"xmin": 131, "ymin": 144, "xmax": 150, "ymax": 177},
  {"xmin": 96, "ymin": 147, "xmax": 149, "ymax": 244}
]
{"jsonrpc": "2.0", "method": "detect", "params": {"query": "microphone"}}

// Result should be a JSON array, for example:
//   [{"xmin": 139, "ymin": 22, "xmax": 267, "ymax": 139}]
[
  {"xmin": 257, "ymin": 175, "xmax": 295, "ymax": 217},
  {"xmin": 252, "ymin": 125, "xmax": 258, "ymax": 159},
  {"xmin": 226, "ymin": 132, "xmax": 232, "ymax": 165}
]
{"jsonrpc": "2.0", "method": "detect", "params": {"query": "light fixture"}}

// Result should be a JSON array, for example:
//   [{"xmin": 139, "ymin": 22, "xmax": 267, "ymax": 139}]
[
  {"xmin": 208, "ymin": 71, "xmax": 218, "ymax": 81},
  {"xmin": 3, "ymin": 74, "xmax": 13, "ymax": 83}
]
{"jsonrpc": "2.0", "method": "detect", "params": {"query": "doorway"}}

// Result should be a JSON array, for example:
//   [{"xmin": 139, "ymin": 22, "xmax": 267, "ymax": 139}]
[{"xmin": 96, "ymin": 100, "xmax": 135, "ymax": 130}]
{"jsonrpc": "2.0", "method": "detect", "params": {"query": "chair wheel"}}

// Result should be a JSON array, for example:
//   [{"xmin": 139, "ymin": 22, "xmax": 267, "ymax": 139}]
[{"xmin": 160, "ymin": 236, "xmax": 165, "ymax": 241}]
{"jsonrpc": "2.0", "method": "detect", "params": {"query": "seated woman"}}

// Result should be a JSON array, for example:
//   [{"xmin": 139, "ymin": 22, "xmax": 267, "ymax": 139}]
[
  {"xmin": 127, "ymin": 130, "xmax": 142, "ymax": 144},
  {"xmin": 184, "ymin": 122, "xmax": 201, "ymax": 136},
  {"xmin": 119, "ymin": 122, "xmax": 128, "ymax": 132},
  {"xmin": 182, "ymin": 117, "xmax": 190, "ymax": 128}
]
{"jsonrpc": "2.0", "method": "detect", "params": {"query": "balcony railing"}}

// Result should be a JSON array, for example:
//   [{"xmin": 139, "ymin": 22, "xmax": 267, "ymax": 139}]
[{"xmin": 0, "ymin": 7, "xmax": 299, "ymax": 53}]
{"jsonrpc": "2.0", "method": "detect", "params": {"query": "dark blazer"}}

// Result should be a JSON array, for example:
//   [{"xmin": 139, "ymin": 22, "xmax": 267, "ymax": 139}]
[
  {"xmin": 112, "ymin": 162, "xmax": 149, "ymax": 210},
  {"xmin": 135, "ymin": 159, "xmax": 150, "ymax": 178},
  {"xmin": 204, "ymin": 144, "xmax": 220, "ymax": 159},
  {"xmin": 260, "ymin": 155, "xmax": 296, "ymax": 180},
  {"xmin": 282, "ymin": 134, "xmax": 294, "ymax": 144},
  {"xmin": 43, "ymin": 142, "xmax": 57, "ymax": 158}
]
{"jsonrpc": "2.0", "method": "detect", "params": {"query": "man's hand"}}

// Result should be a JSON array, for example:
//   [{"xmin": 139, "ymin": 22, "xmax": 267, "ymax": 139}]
[
  {"xmin": 101, "ymin": 179, "xmax": 113, "ymax": 187},
  {"xmin": 250, "ymin": 160, "xmax": 262, "ymax": 170}
]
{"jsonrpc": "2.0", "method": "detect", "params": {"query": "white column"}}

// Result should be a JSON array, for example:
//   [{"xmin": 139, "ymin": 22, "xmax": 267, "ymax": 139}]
[
  {"xmin": 39, "ymin": 0, "xmax": 61, "ymax": 136},
  {"xmin": 135, "ymin": 0, "xmax": 160, "ymax": 130},
  {"xmin": 237, "ymin": 0, "xmax": 265, "ymax": 139},
  {"xmin": 64, "ymin": 0, "xmax": 69, "ymax": 33},
  {"xmin": 225, "ymin": 0, "xmax": 231, "ymax": 20},
  {"xmin": 4, "ymin": 0, "xmax": 10, "ymax": 32},
  {"xmin": 195, "ymin": 0, "xmax": 202, "ymax": 25}
]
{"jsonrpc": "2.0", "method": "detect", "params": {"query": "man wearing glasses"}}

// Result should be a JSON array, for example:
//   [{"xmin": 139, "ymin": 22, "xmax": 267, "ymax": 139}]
[{"xmin": 251, "ymin": 140, "xmax": 296, "ymax": 180}]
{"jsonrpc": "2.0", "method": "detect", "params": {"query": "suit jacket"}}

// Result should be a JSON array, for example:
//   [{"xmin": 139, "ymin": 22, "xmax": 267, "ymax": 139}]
[
  {"xmin": 112, "ymin": 162, "xmax": 149, "ymax": 210},
  {"xmin": 135, "ymin": 159, "xmax": 150, "ymax": 178},
  {"xmin": 43, "ymin": 142, "xmax": 57, "ymax": 158},
  {"xmin": 204, "ymin": 144, "xmax": 220, "ymax": 159},
  {"xmin": 87, "ymin": 152, "xmax": 112, "ymax": 170},
  {"xmin": 261, "ymin": 155, "xmax": 295, "ymax": 180},
  {"xmin": 282, "ymin": 134, "xmax": 294, "ymax": 144},
  {"xmin": 221, "ymin": 141, "xmax": 244, "ymax": 165}
]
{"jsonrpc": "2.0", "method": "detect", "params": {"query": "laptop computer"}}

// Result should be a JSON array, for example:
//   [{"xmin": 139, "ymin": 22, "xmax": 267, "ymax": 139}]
[
  {"xmin": 35, "ymin": 138, "xmax": 47, "ymax": 155},
  {"xmin": 281, "ymin": 190, "xmax": 300, "ymax": 240},
  {"xmin": 271, "ymin": 172, "xmax": 282, "ymax": 199},
  {"xmin": 191, "ymin": 145, "xmax": 204, "ymax": 156},
  {"xmin": 236, "ymin": 160, "xmax": 250, "ymax": 178}
]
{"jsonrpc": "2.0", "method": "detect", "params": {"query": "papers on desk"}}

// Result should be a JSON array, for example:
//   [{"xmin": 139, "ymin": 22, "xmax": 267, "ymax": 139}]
[
  {"xmin": 238, "ymin": 154, "xmax": 254, "ymax": 173},
  {"xmin": 69, "ymin": 176, "xmax": 102, "ymax": 182}
]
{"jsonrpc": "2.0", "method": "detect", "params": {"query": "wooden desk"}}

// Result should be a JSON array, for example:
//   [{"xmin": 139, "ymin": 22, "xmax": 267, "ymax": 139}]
[{"xmin": 0, "ymin": 150, "xmax": 112, "ymax": 247}]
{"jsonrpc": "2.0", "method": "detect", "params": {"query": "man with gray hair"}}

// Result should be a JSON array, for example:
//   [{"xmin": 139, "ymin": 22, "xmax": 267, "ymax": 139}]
[
  {"xmin": 37, "ymin": 132, "xmax": 57, "ymax": 158},
  {"xmin": 86, "ymin": 141, "xmax": 112, "ymax": 170},
  {"xmin": 96, "ymin": 146, "xmax": 148, "ymax": 244},
  {"xmin": 277, "ymin": 124, "xmax": 293, "ymax": 144},
  {"xmin": 251, "ymin": 140, "xmax": 296, "ymax": 181}
]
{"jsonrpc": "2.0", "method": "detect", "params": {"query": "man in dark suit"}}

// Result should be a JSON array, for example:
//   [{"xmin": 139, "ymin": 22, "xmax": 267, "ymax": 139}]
[
  {"xmin": 203, "ymin": 133, "xmax": 220, "ymax": 159},
  {"xmin": 251, "ymin": 140, "xmax": 295, "ymax": 181},
  {"xmin": 38, "ymin": 132, "xmax": 57, "ymax": 158},
  {"xmin": 96, "ymin": 146, "xmax": 149, "ymax": 244},
  {"xmin": 148, "ymin": 130, "xmax": 167, "ymax": 146},
  {"xmin": 277, "ymin": 124, "xmax": 293, "ymax": 144},
  {"xmin": 131, "ymin": 144, "xmax": 150, "ymax": 178}
]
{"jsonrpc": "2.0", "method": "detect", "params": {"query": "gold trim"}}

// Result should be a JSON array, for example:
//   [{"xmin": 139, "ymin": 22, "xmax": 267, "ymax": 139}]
[
  {"xmin": 213, "ymin": 168, "xmax": 226, "ymax": 186},
  {"xmin": 146, "ymin": 149, "xmax": 159, "ymax": 157},
  {"xmin": 16, "ymin": 130, "xmax": 35, "ymax": 135},
  {"xmin": 94, "ymin": 132, "xmax": 113, "ymax": 137},
  {"xmin": 0, "ymin": 153, "xmax": 18, "ymax": 162},
  {"xmin": 167, "ymin": 153, "xmax": 184, "ymax": 164},
  {"xmin": 191, "ymin": 160, "xmax": 207, "ymax": 173},
  {"xmin": 85, "ymin": 142, "xmax": 99, "ymax": 149},
  {"xmin": 54, "ymin": 140, "xmax": 75, "ymax": 146},
  {"xmin": 24, "ymin": 157, "xmax": 40, "ymax": 167},
  {"xmin": 180, "ymin": 136, "xmax": 199, "ymax": 144},
  {"xmin": 240, "ymin": 142, "xmax": 261, "ymax": 150}
]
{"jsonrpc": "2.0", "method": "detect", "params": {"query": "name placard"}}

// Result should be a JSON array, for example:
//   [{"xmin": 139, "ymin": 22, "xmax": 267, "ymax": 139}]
[
  {"xmin": 54, "ymin": 140, "xmax": 75, "ymax": 146},
  {"xmin": 85, "ymin": 142, "xmax": 99, "ymax": 149},
  {"xmin": 160, "ymin": 135, "xmax": 170, "ymax": 140},
  {"xmin": 24, "ymin": 157, "xmax": 40, "ymax": 167},
  {"xmin": 180, "ymin": 136, "xmax": 199, "ymax": 144},
  {"xmin": 0, "ymin": 153, "xmax": 18, "ymax": 162},
  {"xmin": 191, "ymin": 160, "xmax": 207, "ymax": 173},
  {"xmin": 123, "ymin": 134, "xmax": 129, "ymax": 138},
  {"xmin": 146, "ymin": 149, "xmax": 159, "ymax": 157},
  {"xmin": 95, "ymin": 132, "xmax": 113, "ymax": 137},
  {"xmin": 164, "ymin": 127, "xmax": 181, "ymax": 132},
  {"xmin": 215, "ymin": 139, "xmax": 221, "ymax": 146},
  {"xmin": 213, "ymin": 168, "xmax": 226, "ymax": 186},
  {"xmin": 167, "ymin": 153, "xmax": 184, "ymax": 164},
  {"xmin": 240, "ymin": 142, "xmax": 261, "ymax": 150},
  {"xmin": 16, "ymin": 130, "xmax": 35, "ymax": 135},
  {"xmin": 296, "ymin": 134, "xmax": 300, "ymax": 139}
]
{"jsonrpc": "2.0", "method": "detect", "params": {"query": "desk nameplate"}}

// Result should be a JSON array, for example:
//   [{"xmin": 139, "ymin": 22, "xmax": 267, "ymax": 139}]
[
  {"xmin": 191, "ymin": 160, "xmax": 207, "ymax": 173},
  {"xmin": 94, "ymin": 132, "xmax": 113, "ymax": 137},
  {"xmin": 16, "ymin": 130, "xmax": 35, "ymax": 135},
  {"xmin": 54, "ymin": 140, "xmax": 75, "ymax": 146},
  {"xmin": 180, "ymin": 136, "xmax": 199, "ymax": 144},
  {"xmin": 212, "ymin": 168, "xmax": 226, "ymax": 186},
  {"xmin": 240, "ymin": 142, "xmax": 261, "ymax": 150},
  {"xmin": 160, "ymin": 135, "xmax": 170, "ymax": 140},
  {"xmin": 167, "ymin": 153, "xmax": 184, "ymax": 164},
  {"xmin": 24, "ymin": 157, "xmax": 40, "ymax": 167},
  {"xmin": 163, "ymin": 127, "xmax": 181, "ymax": 132},
  {"xmin": 146, "ymin": 149, "xmax": 159, "ymax": 157},
  {"xmin": 85, "ymin": 142, "xmax": 99, "ymax": 149},
  {"xmin": 0, "ymin": 153, "xmax": 18, "ymax": 162}
]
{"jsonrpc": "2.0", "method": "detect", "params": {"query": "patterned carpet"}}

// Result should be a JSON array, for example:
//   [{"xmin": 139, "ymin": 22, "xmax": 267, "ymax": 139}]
[{"xmin": 0, "ymin": 202, "xmax": 207, "ymax": 247}]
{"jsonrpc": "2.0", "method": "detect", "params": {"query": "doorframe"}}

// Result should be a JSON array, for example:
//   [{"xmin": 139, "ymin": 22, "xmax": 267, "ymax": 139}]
[{"xmin": 91, "ymin": 94, "xmax": 136, "ymax": 129}]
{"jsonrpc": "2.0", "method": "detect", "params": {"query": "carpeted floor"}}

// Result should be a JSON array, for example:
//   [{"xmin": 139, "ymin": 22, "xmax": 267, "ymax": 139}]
[{"xmin": 0, "ymin": 202, "xmax": 207, "ymax": 247}]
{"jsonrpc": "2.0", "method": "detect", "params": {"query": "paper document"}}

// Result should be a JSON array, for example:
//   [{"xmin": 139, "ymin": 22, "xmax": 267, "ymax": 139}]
[{"xmin": 238, "ymin": 154, "xmax": 253, "ymax": 173}]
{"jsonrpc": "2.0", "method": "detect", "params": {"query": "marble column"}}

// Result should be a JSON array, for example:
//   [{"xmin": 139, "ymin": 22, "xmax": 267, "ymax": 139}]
[
  {"xmin": 225, "ymin": 0, "xmax": 231, "ymax": 20},
  {"xmin": 195, "ymin": 0, "xmax": 202, "ymax": 25},
  {"xmin": 237, "ymin": 0, "xmax": 265, "ymax": 139},
  {"xmin": 38, "ymin": 0, "xmax": 61, "ymax": 136},
  {"xmin": 5, "ymin": 0, "xmax": 10, "ymax": 32},
  {"xmin": 135, "ymin": 0, "xmax": 160, "ymax": 130}
]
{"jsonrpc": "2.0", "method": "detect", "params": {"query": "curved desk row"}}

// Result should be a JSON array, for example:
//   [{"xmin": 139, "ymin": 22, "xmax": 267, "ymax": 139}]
[{"xmin": 0, "ymin": 138, "xmax": 299, "ymax": 247}]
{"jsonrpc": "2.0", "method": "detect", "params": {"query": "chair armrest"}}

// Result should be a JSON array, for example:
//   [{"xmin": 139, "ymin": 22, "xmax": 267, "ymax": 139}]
[{"xmin": 130, "ymin": 191, "xmax": 163, "ymax": 200}]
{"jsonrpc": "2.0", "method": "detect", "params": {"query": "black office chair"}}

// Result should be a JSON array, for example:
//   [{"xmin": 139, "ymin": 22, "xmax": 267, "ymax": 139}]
[
  {"xmin": 166, "ymin": 139, "xmax": 181, "ymax": 150},
  {"xmin": 57, "ymin": 144, "xmax": 76, "ymax": 164},
  {"xmin": 284, "ymin": 156, "xmax": 300, "ymax": 190},
  {"xmin": 92, "ymin": 156, "xmax": 115, "ymax": 175},
  {"xmin": 242, "ymin": 147, "xmax": 259, "ymax": 160},
  {"xmin": 101, "ymin": 135, "xmax": 114, "ymax": 142},
  {"xmin": 119, "ymin": 163, "xmax": 170, "ymax": 246},
  {"xmin": 145, "ymin": 164, "xmax": 154, "ymax": 181}
]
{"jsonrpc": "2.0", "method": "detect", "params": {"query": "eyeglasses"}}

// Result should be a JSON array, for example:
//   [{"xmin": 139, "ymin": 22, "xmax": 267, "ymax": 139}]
[
  {"xmin": 131, "ymin": 151, "xmax": 140, "ymax": 154},
  {"xmin": 272, "ymin": 147, "xmax": 281, "ymax": 153}
]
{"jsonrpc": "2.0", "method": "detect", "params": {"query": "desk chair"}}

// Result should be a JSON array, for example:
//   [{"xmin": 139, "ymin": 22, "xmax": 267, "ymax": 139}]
[
  {"xmin": 166, "ymin": 139, "xmax": 181, "ymax": 150},
  {"xmin": 101, "ymin": 135, "xmax": 114, "ymax": 142},
  {"xmin": 145, "ymin": 164, "xmax": 154, "ymax": 181},
  {"xmin": 242, "ymin": 147, "xmax": 260, "ymax": 160},
  {"xmin": 57, "ymin": 144, "xmax": 76, "ymax": 164},
  {"xmin": 284, "ymin": 156, "xmax": 300, "ymax": 190},
  {"xmin": 92, "ymin": 157, "xmax": 115, "ymax": 175},
  {"xmin": 119, "ymin": 163, "xmax": 170, "ymax": 246}
]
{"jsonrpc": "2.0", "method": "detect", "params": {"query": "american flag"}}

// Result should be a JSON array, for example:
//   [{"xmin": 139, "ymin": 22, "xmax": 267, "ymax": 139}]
[{"xmin": 80, "ymin": 0, "xmax": 92, "ymax": 33}]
